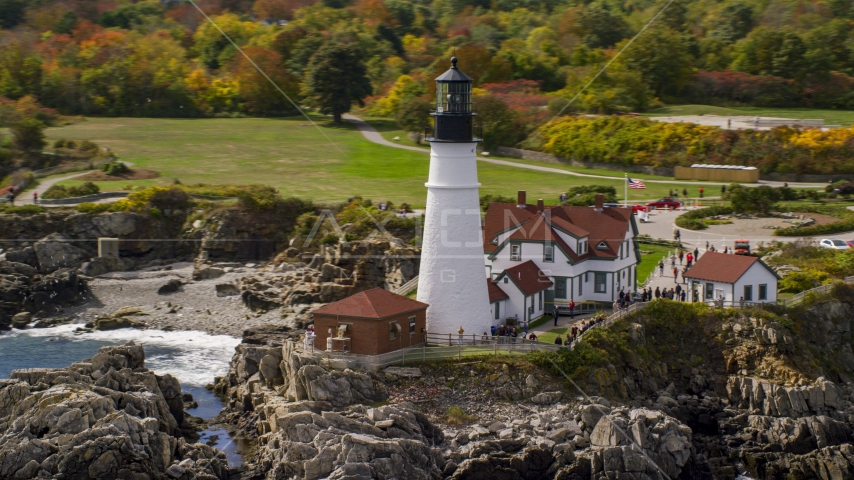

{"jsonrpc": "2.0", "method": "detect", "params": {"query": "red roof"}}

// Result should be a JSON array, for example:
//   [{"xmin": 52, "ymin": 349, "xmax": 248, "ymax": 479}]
[
  {"xmin": 683, "ymin": 252, "xmax": 773, "ymax": 284},
  {"xmin": 498, "ymin": 260, "xmax": 553, "ymax": 296},
  {"xmin": 487, "ymin": 279, "xmax": 510, "ymax": 303},
  {"xmin": 0, "ymin": 186, "xmax": 14, "ymax": 197},
  {"xmin": 483, "ymin": 203, "xmax": 633, "ymax": 261},
  {"xmin": 312, "ymin": 288, "xmax": 428, "ymax": 319}
]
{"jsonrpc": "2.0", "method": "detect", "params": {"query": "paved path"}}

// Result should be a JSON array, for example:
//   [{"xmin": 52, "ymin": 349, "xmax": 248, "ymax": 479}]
[
  {"xmin": 344, "ymin": 114, "xmax": 827, "ymax": 189},
  {"xmin": 15, "ymin": 171, "xmax": 92, "ymax": 205},
  {"xmin": 14, "ymin": 162, "xmax": 134, "ymax": 206}
]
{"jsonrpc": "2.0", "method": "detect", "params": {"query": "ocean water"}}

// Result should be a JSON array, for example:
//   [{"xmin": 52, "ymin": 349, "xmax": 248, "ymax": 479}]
[{"xmin": 0, "ymin": 325, "xmax": 246, "ymax": 466}]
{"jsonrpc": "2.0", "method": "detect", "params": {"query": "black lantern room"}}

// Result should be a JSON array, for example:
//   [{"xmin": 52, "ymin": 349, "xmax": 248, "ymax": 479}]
[{"xmin": 428, "ymin": 57, "xmax": 480, "ymax": 143}]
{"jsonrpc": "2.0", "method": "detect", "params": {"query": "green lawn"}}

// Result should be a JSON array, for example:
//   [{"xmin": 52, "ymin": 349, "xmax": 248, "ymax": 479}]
[
  {"xmin": 637, "ymin": 242, "xmax": 674, "ymax": 287},
  {"xmin": 644, "ymin": 105, "xmax": 854, "ymax": 126},
  {"xmin": 536, "ymin": 327, "xmax": 569, "ymax": 345},
  {"xmin": 43, "ymin": 116, "xmax": 695, "ymax": 207}
]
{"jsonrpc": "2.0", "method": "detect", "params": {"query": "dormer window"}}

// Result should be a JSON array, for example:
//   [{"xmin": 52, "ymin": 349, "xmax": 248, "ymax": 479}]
[{"xmin": 596, "ymin": 241, "xmax": 608, "ymax": 249}]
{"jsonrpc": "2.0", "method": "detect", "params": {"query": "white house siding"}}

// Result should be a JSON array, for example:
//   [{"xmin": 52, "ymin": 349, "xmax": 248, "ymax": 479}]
[
  {"xmin": 486, "ymin": 246, "xmax": 638, "ymax": 304},
  {"xmin": 689, "ymin": 262, "xmax": 777, "ymax": 304}
]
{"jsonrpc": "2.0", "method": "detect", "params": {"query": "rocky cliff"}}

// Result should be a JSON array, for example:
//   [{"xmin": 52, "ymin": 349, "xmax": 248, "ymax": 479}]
[
  {"xmin": 0, "ymin": 342, "xmax": 232, "ymax": 479},
  {"xmin": 0, "ymin": 261, "xmax": 88, "ymax": 329}
]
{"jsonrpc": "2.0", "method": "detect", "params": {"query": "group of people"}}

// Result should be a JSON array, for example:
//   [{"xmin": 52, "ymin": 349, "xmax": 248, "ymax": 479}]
[
  {"xmin": 612, "ymin": 289, "xmax": 634, "ymax": 312},
  {"xmin": 554, "ymin": 315, "xmax": 606, "ymax": 346},
  {"xmin": 641, "ymin": 285, "xmax": 687, "ymax": 302},
  {"xmin": 488, "ymin": 321, "xmax": 532, "ymax": 343}
]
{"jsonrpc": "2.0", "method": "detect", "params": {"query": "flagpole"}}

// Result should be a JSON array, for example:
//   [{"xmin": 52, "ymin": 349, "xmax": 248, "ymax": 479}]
[{"xmin": 624, "ymin": 174, "xmax": 628, "ymax": 207}]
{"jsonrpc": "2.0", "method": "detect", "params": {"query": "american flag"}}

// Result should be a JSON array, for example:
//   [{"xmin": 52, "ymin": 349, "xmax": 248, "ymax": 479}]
[{"xmin": 628, "ymin": 177, "xmax": 646, "ymax": 189}]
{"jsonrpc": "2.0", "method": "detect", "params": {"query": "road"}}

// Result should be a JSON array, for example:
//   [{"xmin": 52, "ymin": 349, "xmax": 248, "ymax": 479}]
[{"xmin": 344, "ymin": 114, "xmax": 828, "ymax": 189}]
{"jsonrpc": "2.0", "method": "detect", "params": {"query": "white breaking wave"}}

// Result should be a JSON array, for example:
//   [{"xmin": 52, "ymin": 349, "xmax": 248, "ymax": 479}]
[{"xmin": 0, "ymin": 325, "xmax": 241, "ymax": 387}]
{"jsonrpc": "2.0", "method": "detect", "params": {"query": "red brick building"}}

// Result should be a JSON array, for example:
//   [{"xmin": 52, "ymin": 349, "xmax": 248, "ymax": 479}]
[{"xmin": 311, "ymin": 288, "xmax": 428, "ymax": 355}]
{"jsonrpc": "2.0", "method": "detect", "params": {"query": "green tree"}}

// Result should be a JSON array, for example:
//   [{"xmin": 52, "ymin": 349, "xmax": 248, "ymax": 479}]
[
  {"xmin": 731, "ymin": 29, "xmax": 809, "ymax": 81},
  {"xmin": 0, "ymin": 0, "xmax": 26, "ymax": 29},
  {"xmin": 303, "ymin": 43, "xmax": 372, "ymax": 123},
  {"xmin": 11, "ymin": 118, "xmax": 47, "ymax": 153},
  {"xmin": 474, "ymin": 95, "xmax": 520, "ymax": 150},
  {"xmin": 573, "ymin": 5, "xmax": 632, "ymax": 49},
  {"xmin": 725, "ymin": 184, "xmax": 781, "ymax": 215},
  {"xmin": 614, "ymin": 27, "xmax": 694, "ymax": 96},
  {"xmin": 395, "ymin": 96, "xmax": 431, "ymax": 142}
]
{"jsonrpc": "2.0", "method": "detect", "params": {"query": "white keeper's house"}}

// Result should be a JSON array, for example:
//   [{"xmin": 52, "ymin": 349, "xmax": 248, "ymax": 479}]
[{"xmin": 484, "ymin": 191, "xmax": 640, "ymax": 324}]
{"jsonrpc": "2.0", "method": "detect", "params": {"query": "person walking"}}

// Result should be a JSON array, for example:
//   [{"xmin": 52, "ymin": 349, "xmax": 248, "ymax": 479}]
[
  {"xmin": 695, "ymin": 247, "xmax": 700, "ymax": 259},
  {"xmin": 686, "ymin": 252, "xmax": 693, "ymax": 267},
  {"xmin": 671, "ymin": 255, "xmax": 676, "ymax": 270},
  {"xmin": 569, "ymin": 299, "xmax": 576, "ymax": 319},
  {"xmin": 678, "ymin": 251, "xmax": 684, "ymax": 265},
  {"xmin": 655, "ymin": 286, "xmax": 661, "ymax": 299},
  {"xmin": 681, "ymin": 290, "xmax": 686, "ymax": 302},
  {"xmin": 571, "ymin": 324, "xmax": 578, "ymax": 342},
  {"xmin": 675, "ymin": 284, "xmax": 682, "ymax": 298},
  {"xmin": 553, "ymin": 308, "xmax": 559, "ymax": 326},
  {"xmin": 699, "ymin": 187, "xmax": 704, "ymax": 199},
  {"xmin": 619, "ymin": 290, "xmax": 626, "ymax": 309},
  {"xmin": 491, "ymin": 325, "xmax": 497, "ymax": 337},
  {"xmin": 33, "ymin": 192, "xmax": 38, "ymax": 204},
  {"xmin": 673, "ymin": 266, "xmax": 679, "ymax": 282},
  {"xmin": 523, "ymin": 321, "xmax": 529, "ymax": 335},
  {"xmin": 659, "ymin": 261, "xmax": 665, "ymax": 277},
  {"xmin": 624, "ymin": 291, "xmax": 631, "ymax": 307}
]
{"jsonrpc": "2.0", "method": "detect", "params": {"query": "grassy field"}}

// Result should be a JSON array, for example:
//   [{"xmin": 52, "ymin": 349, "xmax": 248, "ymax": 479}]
[
  {"xmin": 644, "ymin": 105, "xmax": 854, "ymax": 126},
  {"xmin": 44, "ymin": 117, "xmax": 693, "ymax": 207},
  {"xmin": 637, "ymin": 242, "xmax": 674, "ymax": 286}
]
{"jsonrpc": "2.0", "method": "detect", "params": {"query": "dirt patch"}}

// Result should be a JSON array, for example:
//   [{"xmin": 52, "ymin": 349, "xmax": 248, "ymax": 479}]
[{"xmin": 77, "ymin": 168, "xmax": 161, "ymax": 181}]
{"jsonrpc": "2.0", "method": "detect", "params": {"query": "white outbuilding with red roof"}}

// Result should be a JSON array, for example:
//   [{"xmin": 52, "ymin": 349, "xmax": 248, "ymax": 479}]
[{"xmin": 683, "ymin": 251, "xmax": 779, "ymax": 304}]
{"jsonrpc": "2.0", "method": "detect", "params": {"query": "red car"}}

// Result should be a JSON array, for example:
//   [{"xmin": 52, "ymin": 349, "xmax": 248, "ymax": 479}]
[
  {"xmin": 604, "ymin": 203, "xmax": 648, "ymax": 213},
  {"xmin": 847, "ymin": 240, "xmax": 854, "ymax": 248},
  {"xmin": 647, "ymin": 198, "xmax": 682, "ymax": 209}
]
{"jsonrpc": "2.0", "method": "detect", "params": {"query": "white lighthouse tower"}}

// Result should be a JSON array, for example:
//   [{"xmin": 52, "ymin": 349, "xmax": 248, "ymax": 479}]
[{"xmin": 417, "ymin": 57, "xmax": 491, "ymax": 335}]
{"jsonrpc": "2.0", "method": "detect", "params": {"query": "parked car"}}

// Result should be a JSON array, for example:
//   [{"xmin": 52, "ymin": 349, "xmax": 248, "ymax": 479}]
[
  {"xmin": 819, "ymin": 239, "xmax": 850, "ymax": 250},
  {"xmin": 604, "ymin": 203, "xmax": 648, "ymax": 213},
  {"xmin": 847, "ymin": 240, "xmax": 854, "ymax": 248},
  {"xmin": 646, "ymin": 198, "xmax": 682, "ymax": 209}
]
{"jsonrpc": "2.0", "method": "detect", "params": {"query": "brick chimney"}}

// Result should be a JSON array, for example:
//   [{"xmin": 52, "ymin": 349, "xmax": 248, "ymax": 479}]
[
  {"xmin": 536, "ymin": 199, "xmax": 544, "ymax": 212},
  {"xmin": 517, "ymin": 190, "xmax": 527, "ymax": 208},
  {"xmin": 594, "ymin": 194, "xmax": 604, "ymax": 211}
]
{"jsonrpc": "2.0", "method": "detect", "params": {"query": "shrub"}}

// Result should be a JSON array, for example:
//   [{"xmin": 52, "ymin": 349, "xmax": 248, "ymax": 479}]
[
  {"xmin": 76, "ymin": 202, "xmax": 115, "ymax": 214},
  {"xmin": 0, "ymin": 204, "xmax": 46, "ymax": 215},
  {"xmin": 42, "ymin": 185, "xmax": 69, "ymax": 199},
  {"xmin": 480, "ymin": 194, "xmax": 516, "ymax": 210},
  {"xmin": 774, "ymin": 205, "xmax": 854, "ymax": 236},
  {"xmin": 445, "ymin": 406, "xmax": 475, "ymax": 426},
  {"xmin": 674, "ymin": 205, "xmax": 734, "ymax": 230},
  {"xmin": 779, "ymin": 269, "xmax": 831, "ymax": 293},
  {"xmin": 102, "ymin": 162, "xmax": 130, "ymax": 176},
  {"xmin": 42, "ymin": 182, "xmax": 100, "ymax": 199},
  {"xmin": 53, "ymin": 139, "xmax": 66, "ymax": 148},
  {"xmin": 78, "ymin": 140, "xmax": 99, "ymax": 154}
]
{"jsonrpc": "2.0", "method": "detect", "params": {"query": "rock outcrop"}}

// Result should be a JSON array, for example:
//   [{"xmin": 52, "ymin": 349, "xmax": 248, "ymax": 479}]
[
  {"xmin": 0, "ymin": 343, "xmax": 230, "ymax": 479},
  {"xmin": 0, "ymin": 261, "xmax": 88, "ymax": 330}
]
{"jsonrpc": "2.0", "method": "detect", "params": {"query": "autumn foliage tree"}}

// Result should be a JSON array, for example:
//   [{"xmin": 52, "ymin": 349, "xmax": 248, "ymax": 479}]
[{"xmin": 232, "ymin": 47, "xmax": 300, "ymax": 115}]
